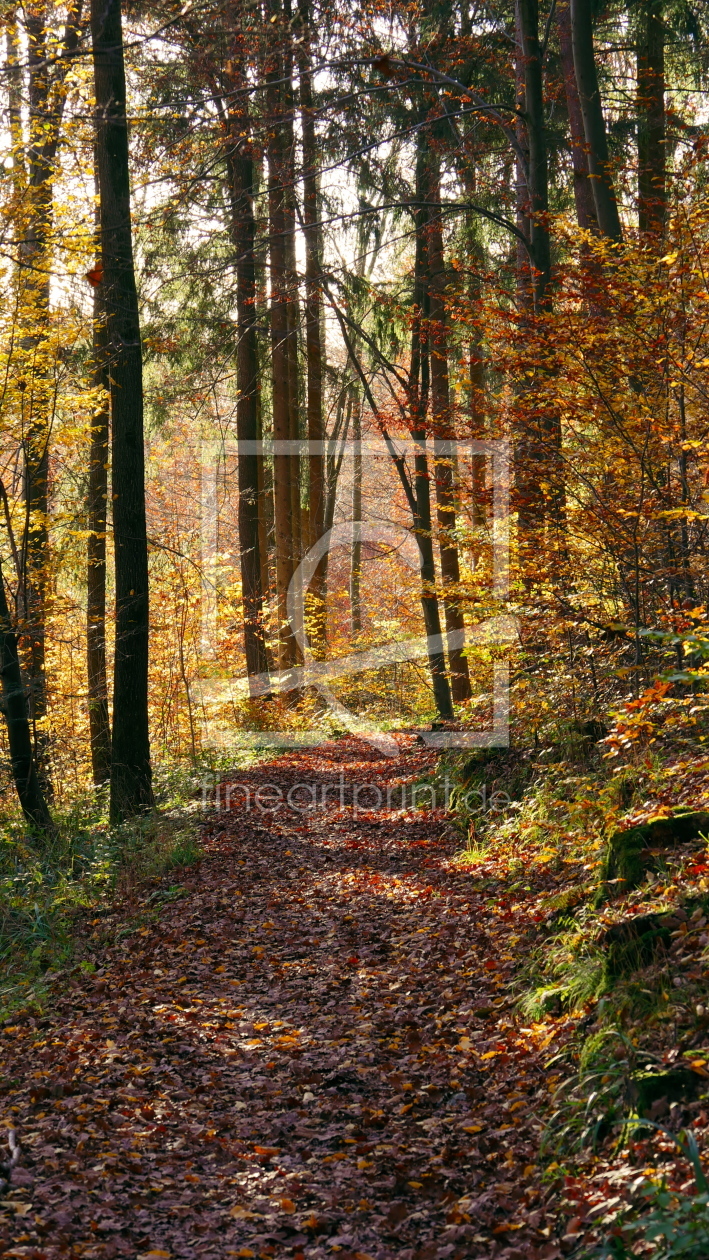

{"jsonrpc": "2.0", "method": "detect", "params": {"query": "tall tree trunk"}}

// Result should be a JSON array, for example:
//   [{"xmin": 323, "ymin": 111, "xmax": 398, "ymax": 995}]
[
  {"xmin": 266, "ymin": 2, "xmax": 296, "ymax": 673},
  {"xmin": 350, "ymin": 398, "xmax": 362, "ymax": 637},
  {"xmin": 223, "ymin": 74, "xmax": 270, "ymax": 690},
  {"xmin": 19, "ymin": 4, "xmax": 54, "ymax": 792},
  {"xmin": 466, "ymin": 216, "xmax": 486, "ymax": 530},
  {"xmin": 518, "ymin": 0, "xmax": 551, "ymax": 310},
  {"xmin": 17, "ymin": 0, "xmax": 82, "ymax": 793},
  {"xmin": 557, "ymin": 0, "xmax": 597, "ymax": 231},
  {"xmin": 513, "ymin": 4, "xmax": 544, "ymax": 572},
  {"xmin": 298, "ymin": 0, "xmax": 327, "ymax": 658},
  {"xmin": 86, "ymin": 212, "xmax": 111, "ymax": 786},
  {"xmin": 570, "ymin": 0, "xmax": 624, "ymax": 242},
  {"xmin": 411, "ymin": 202, "xmax": 454, "ymax": 722},
  {"xmin": 92, "ymin": 0, "xmax": 153, "ymax": 822},
  {"xmin": 283, "ymin": 3, "xmax": 302, "ymax": 615},
  {"xmin": 0, "ymin": 559, "xmax": 54, "ymax": 835},
  {"xmin": 514, "ymin": 5, "xmax": 533, "ymax": 312},
  {"xmin": 424, "ymin": 148, "xmax": 471, "ymax": 703},
  {"xmin": 637, "ymin": 0, "xmax": 665, "ymax": 236}
]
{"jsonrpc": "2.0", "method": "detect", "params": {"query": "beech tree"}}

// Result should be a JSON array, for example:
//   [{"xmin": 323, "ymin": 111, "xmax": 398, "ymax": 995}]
[{"xmin": 92, "ymin": 0, "xmax": 152, "ymax": 821}]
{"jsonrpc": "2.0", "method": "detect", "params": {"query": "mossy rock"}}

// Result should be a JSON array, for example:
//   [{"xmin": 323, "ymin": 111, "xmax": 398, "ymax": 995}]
[
  {"xmin": 630, "ymin": 1068, "xmax": 705, "ymax": 1117},
  {"xmin": 600, "ymin": 810, "xmax": 709, "ymax": 897},
  {"xmin": 600, "ymin": 912, "xmax": 677, "ymax": 979}
]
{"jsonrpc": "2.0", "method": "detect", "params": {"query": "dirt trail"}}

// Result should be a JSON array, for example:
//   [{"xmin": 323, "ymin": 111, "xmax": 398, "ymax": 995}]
[{"xmin": 0, "ymin": 738, "xmax": 564, "ymax": 1260}]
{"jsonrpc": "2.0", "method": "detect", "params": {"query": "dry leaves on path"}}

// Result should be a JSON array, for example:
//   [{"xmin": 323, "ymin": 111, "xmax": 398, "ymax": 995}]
[{"xmin": 0, "ymin": 738, "xmax": 570, "ymax": 1260}]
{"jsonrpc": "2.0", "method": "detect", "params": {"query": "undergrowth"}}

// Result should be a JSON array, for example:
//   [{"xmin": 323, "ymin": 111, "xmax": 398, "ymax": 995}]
[
  {"xmin": 442, "ymin": 698, "xmax": 709, "ymax": 1254},
  {"xmin": 0, "ymin": 748, "xmax": 265, "ymax": 1017}
]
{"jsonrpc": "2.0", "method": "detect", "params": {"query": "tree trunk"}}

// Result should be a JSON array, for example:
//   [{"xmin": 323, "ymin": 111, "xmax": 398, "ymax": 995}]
[
  {"xmin": 224, "ymin": 80, "xmax": 270, "ymax": 689},
  {"xmin": 411, "ymin": 201, "xmax": 454, "ymax": 722},
  {"xmin": 298, "ymin": 0, "xmax": 327, "ymax": 658},
  {"xmin": 466, "ymin": 213, "xmax": 486, "ymax": 529},
  {"xmin": 557, "ymin": 0, "xmax": 597, "ymax": 231},
  {"xmin": 517, "ymin": 0, "xmax": 551, "ymax": 310},
  {"xmin": 570, "ymin": 0, "xmax": 624, "ymax": 242},
  {"xmin": 0, "ymin": 559, "xmax": 54, "ymax": 835},
  {"xmin": 556, "ymin": 0, "xmax": 596, "ymax": 231},
  {"xmin": 514, "ymin": 4, "xmax": 533, "ymax": 312},
  {"xmin": 637, "ymin": 0, "xmax": 665, "ymax": 236},
  {"xmin": 424, "ymin": 149, "xmax": 471, "ymax": 703},
  {"xmin": 92, "ymin": 0, "xmax": 153, "ymax": 822},
  {"xmin": 16, "ymin": 2, "xmax": 83, "ymax": 792},
  {"xmin": 86, "ymin": 214, "xmax": 111, "ymax": 786},
  {"xmin": 19, "ymin": 5, "xmax": 54, "ymax": 792},
  {"xmin": 283, "ymin": 7, "xmax": 302, "ymax": 612},
  {"xmin": 350, "ymin": 400, "xmax": 362, "ymax": 637},
  {"xmin": 266, "ymin": 2, "xmax": 297, "ymax": 674}
]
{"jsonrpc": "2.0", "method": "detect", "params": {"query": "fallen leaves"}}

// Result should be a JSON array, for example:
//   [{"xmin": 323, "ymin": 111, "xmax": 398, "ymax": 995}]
[{"xmin": 0, "ymin": 739, "xmax": 567, "ymax": 1258}]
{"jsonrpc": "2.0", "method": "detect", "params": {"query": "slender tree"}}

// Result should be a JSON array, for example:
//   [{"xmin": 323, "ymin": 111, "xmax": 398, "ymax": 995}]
[
  {"xmin": 86, "ymin": 230, "xmax": 112, "ymax": 786},
  {"xmin": 18, "ymin": 0, "xmax": 83, "ymax": 789},
  {"xmin": 637, "ymin": 0, "xmax": 666, "ymax": 236},
  {"xmin": 424, "ymin": 146, "xmax": 471, "ymax": 702},
  {"xmin": 570, "ymin": 0, "xmax": 624, "ymax": 241},
  {"xmin": 266, "ymin": 0, "xmax": 297, "ymax": 673},
  {"xmin": 221, "ymin": 56, "xmax": 270, "ymax": 689},
  {"xmin": 0, "ymin": 557, "xmax": 54, "ymax": 834},
  {"xmin": 92, "ymin": 0, "xmax": 152, "ymax": 821},
  {"xmin": 557, "ymin": 0, "xmax": 597, "ymax": 232},
  {"xmin": 298, "ymin": 0, "xmax": 327, "ymax": 657}
]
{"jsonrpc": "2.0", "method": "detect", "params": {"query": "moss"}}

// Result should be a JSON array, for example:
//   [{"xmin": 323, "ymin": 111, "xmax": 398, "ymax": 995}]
[
  {"xmin": 601, "ymin": 913, "xmax": 673, "ymax": 980},
  {"xmin": 599, "ymin": 809, "xmax": 709, "ymax": 897}
]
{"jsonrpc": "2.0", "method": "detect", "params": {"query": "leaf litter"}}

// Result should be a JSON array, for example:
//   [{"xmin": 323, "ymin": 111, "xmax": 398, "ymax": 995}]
[{"xmin": 0, "ymin": 737, "xmax": 575, "ymax": 1259}]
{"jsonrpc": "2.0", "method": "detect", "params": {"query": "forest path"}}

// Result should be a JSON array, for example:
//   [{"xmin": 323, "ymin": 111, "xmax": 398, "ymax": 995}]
[{"xmin": 0, "ymin": 738, "xmax": 565, "ymax": 1260}]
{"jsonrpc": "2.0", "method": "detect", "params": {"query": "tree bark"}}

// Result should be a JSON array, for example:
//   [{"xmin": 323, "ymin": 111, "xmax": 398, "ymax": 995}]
[
  {"xmin": 424, "ymin": 149, "xmax": 471, "ymax": 703},
  {"xmin": 466, "ymin": 213, "xmax": 486, "ymax": 529},
  {"xmin": 266, "ymin": 1, "xmax": 297, "ymax": 674},
  {"xmin": 517, "ymin": 0, "xmax": 551, "ymax": 310},
  {"xmin": 557, "ymin": 0, "xmax": 597, "ymax": 231},
  {"xmin": 570, "ymin": 0, "xmax": 624, "ymax": 242},
  {"xmin": 637, "ymin": 0, "xmax": 665, "ymax": 236},
  {"xmin": 223, "ymin": 77, "xmax": 270, "ymax": 689},
  {"xmin": 298, "ymin": 0, "xmax": 327, "ymax": 658},
  {"xmin": 350, "ymin": 399, "xmax": 362, "ymax": 637},
  {"xmin": 0, "ymin": 558, "xmax": 54, "ymax": 835},
  {"xmin": 92, "ymin": 0, "xmax": 153, "ymax": 822},
  {"xmin": 411, "ymin": 202, "xmax": 454, "ymax": 722},
  {"xmin": 86, "ymin": 221, "xmax": 111, "ymax": 786},
  {"xmin": 514, "ymin": 4, "xmax": 533, "ymax": 313}
]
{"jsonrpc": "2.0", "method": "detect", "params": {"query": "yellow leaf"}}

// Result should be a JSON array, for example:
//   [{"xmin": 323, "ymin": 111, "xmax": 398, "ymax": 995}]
[
  {"xmin": 463, "ymin": 1124, "xmax": 483, "ymax": 1133},
  {"xmin": 458, "ymin": 1036, "xmax": 471, "ymax": 1051}
]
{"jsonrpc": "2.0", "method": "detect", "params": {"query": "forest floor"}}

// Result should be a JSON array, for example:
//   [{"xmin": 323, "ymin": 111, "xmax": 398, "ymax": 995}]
[{"xmin": 0, "ymin": 734, "xmax": 703, "ymax": 1260}]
